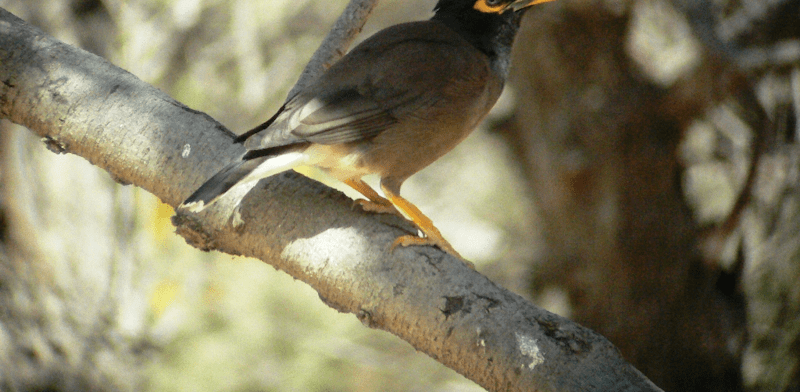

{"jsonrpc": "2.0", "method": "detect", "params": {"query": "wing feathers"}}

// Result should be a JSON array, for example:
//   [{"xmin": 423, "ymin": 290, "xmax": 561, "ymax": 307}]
[
  {"xmin": 295, "ymin": 111, "xmax": 397, "ymax": 144},
  {"xmin": 289, "ymin": 90, "xmax": 397, "ymax": 144}
]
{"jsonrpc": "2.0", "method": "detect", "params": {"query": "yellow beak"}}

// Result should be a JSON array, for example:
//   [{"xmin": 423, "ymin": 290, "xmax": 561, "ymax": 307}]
[{"xmin": 511, "ymin": 0, "xmax": 557, "ymax": 11}]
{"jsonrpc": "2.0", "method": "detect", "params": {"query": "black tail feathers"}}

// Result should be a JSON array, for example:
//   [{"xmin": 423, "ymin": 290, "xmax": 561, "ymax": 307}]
[{"xmin": 180, "ymin": 157, "xmax": 264, "ymax": 212}]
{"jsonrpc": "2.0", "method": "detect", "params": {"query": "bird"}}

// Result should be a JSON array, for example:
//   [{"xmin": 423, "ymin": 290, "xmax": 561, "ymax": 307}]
[{"xmin": 181, "ymin": 0, "xmax": 554, "ymax": 260}]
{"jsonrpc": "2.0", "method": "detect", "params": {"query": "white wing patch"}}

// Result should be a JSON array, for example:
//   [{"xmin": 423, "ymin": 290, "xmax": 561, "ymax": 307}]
[
  {"xmin": 239, "ymin": 151, "xmax": 310, "ymax": 185},
  {"xmin": 290, "ymin": 97, "xmax": 327, "ymax": 130}
]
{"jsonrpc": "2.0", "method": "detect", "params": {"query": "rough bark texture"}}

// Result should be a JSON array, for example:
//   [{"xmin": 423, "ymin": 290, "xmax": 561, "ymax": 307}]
[{"xmin": 0, "ymin": 5, "xmax": 663, "ymax": 392}]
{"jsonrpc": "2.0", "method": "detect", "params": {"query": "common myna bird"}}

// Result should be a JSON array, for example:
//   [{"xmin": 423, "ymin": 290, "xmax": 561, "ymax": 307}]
[{"xmin": 181, "ymin": 0, "xmax": 554, "ymax": 259}]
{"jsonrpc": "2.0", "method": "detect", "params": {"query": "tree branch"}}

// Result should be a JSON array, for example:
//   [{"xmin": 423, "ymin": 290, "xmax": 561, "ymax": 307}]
[
  {"xmin": 0, "ymin": 6, "xmax": 662, "ymax": 392},
  {"xmin": 288, "ymin": 0, "xmax": 379, "ymax": 99}
]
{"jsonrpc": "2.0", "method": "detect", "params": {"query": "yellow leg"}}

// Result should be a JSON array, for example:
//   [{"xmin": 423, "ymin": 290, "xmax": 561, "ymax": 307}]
[
  {"xmin": 344, "ymin": 179, "xmax": 401, "ymax": 215},
  {"xmin": 380, "ymin": 185, "xmax": 471, "ymax": 266},
  {"xmin": 344, "ymin": 179, "xmax": 470, "ymax": 266}
]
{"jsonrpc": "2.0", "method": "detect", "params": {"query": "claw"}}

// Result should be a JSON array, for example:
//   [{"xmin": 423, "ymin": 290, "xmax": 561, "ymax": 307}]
[
  {"xmin": 342, "ymin": 178, "xmax": 472, "ymax": 268},
  {"xmin": 390, "ymin": 234, "xmax": 474, "ymax": 269}
]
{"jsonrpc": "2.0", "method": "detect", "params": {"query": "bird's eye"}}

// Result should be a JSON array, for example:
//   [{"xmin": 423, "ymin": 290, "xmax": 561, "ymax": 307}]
[{"xmin": 474, "ymin": 0, "xmax": 507, "ymax": 13}]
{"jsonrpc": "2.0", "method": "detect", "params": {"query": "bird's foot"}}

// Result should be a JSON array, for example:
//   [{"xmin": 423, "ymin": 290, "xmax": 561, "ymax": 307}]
[{"xmin": 390, "ymin": 234, "xmax": 474, "ymax": 269}]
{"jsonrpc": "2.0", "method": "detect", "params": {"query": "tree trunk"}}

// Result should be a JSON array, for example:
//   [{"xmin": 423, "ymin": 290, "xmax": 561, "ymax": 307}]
[{"xmin": 498, "ymin": 0, "xmax": 800, "ymax": 390}]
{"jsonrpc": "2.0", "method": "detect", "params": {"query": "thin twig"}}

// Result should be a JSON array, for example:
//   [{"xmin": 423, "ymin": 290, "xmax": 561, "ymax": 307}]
[{"xmin": 287, "ymin": 0, "xmax": 380, "ymax": 100}]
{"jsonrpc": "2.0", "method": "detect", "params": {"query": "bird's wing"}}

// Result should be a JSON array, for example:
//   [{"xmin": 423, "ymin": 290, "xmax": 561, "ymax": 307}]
[
  {"xmin": 244, "ymin": 21, "xmax": 488, "ymax": 150},
  {"xmin": 286, "ymin": 88, "xmax": 400, "ymax": 145},
  {"xmin": 242, "ymin": 84, "xmax": 402, "ymax": 150}
]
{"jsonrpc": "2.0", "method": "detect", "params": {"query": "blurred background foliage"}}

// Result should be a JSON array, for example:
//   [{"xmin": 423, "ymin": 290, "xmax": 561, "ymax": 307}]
[
  {"xmin": 1, "ymin": 0, "xmax": 799, "ymax": 391},
  {"xmin": 0, "ymin": 0, "xmax": 530, "ymax": 390}
]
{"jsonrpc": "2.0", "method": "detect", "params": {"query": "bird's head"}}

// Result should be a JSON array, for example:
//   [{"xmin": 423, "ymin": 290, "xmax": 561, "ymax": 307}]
[
  {"xmin": 471, "ymin": 0, "xmax": 556, "ymax": 14},
  {"xmin": 433, "ymin": 0, "xmax": 556, "ymax": 24},
  {"xmin": 432, "ymin": 0, "xmax": 556, "ymax": 76}
]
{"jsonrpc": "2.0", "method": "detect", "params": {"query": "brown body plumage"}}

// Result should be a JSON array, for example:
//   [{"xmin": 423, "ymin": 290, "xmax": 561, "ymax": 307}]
[{"xmin": 182, "ymin": 0, "xmax": 552, "ymax": 259}]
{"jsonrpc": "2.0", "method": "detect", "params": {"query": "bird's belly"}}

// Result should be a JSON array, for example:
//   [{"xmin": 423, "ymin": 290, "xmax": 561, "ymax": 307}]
[
  {"xmin": 300, "ymin": 83, "xmax": 500, "ymax": 184},
  {"xmin": 361, "ymin": 102, "xmax": 492, "ymax": 181},
  {"xmin": 303, "ymin": 143, "xmax": 375, "ymax": 181}
]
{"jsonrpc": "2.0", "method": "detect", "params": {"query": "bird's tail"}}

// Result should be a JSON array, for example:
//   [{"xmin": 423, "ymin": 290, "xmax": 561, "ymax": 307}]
[{"xmin": 180, "ymin": 146, "xmax": 308, "ymax": 212}]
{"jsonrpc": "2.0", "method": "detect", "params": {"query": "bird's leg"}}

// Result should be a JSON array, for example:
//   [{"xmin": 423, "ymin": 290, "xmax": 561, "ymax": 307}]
[
  {"xmin": 380, "ymin": 185, "xmax": 471, "ymax": 267},
  {"xmin": 344, "ymin": 179, "xmax": 401, "ymax": 216},
  {"xmin": 346, "ymin": 179, "xmax": 471, "ymax": 266}
]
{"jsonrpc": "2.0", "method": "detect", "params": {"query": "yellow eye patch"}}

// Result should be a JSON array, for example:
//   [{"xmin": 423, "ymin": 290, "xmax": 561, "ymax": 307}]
[{"xmin": 473, "ymin": 0, "xmax": 507, "ymax": 13}]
